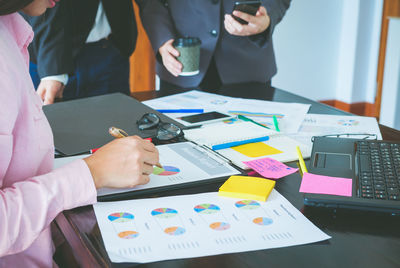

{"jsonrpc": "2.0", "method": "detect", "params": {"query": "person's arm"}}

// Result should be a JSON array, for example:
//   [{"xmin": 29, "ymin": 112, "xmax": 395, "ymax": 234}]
[
  {"xmin": 137, "ymin": 0, "xmax": 176, "ymax": 59},
  {"xmin": 224, "ymin": 0, "xmax": 291, "ymax": 47},
  {"xmin": 24, "ymin": 0, "xmax": 72, "ymax": 104}
]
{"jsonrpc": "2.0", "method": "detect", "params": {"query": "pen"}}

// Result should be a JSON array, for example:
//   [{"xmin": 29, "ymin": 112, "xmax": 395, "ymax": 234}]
[
  {"xmin": 273, "ymin": 115, "xmax": 280, "ymax": 132},
  {"xmin": 108, "ymin": 127, "xmax": 162, "ymax": 168},
  {"xmin": 156, "ymin": 109, "xmax": 204, "ymax": 113},
  {"xmin": 296, "ymin": 146, "xmax": 308, "ymax": 175},
  {"xmin": 212, "ymin": 136, "xmax": 270, "ymax": 150},
  {"xmin": 237, "ymin": 115, "xmax": 271, "ymax": 129},
  {"xmin": 108, "ymin": 127, "xmax": 128, "ymax": 138}
]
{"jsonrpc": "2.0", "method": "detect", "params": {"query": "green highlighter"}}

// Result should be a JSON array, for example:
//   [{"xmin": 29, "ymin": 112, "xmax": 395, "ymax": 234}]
[
  {"xmin": 237, "ymin": 115, "xmax": 271, "ymax": 129},
  {"xmin": 273, "ymin": 115, "xmax": 280, "ymax": 132}
]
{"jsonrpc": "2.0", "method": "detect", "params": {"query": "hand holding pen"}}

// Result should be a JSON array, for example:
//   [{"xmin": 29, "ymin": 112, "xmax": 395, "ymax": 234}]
[{"xmin": 83, "ymin": 127, "xmax": 161, "ymax": 189}]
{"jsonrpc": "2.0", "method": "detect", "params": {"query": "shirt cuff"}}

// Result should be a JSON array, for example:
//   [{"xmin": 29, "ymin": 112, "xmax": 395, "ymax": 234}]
[{"xmin": 41, "ymin": 74, "xmax": 69, "ymax": 86}]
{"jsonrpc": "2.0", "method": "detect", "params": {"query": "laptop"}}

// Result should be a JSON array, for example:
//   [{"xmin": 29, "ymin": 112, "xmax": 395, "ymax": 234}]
[{"xmin": 304, "ymin": 137, "xmax": 400, "ymax": 214}]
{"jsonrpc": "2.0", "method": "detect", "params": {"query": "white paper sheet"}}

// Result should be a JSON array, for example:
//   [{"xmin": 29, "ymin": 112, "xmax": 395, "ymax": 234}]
[
  {"xmin": 53, "ymin": 142, "xmax": 239, "ymax": 197},
  {"xmin": 143, "ymin": 90, "xmax": 311, "ymax": 133},
  {"xmin": 286, "ymin": 113, "xmax": 383, "ymax": 148},
  {"xmin": 93, "ymin": 190, "xmax": 330, "ymax": 263}
]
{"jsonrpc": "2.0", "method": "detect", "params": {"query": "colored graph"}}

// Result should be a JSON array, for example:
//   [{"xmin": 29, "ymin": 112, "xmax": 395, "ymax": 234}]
[
  {"xmin": 337, "ymin": 119, "xmax": 359, "ymax": 126},
  {"xmin": 194, "ymin": 204, "xmax": 220, "ymax": 214},
  {"xmin": 235, "ymin": 200, "xmax": 261, "ymax": 210},
  {"xmin": 253, "ymin": 217, "xmax": 273, "ymax": 226},
  {"xmin": 153, "ymin": 165, "xmax": 180, "ymax": 176},
  {"xmin": 228, "ymin": 111, "xmax": 284, "ymax": 119},
  {"xmin": 164, "ymin": 226, "xmax": 186, "ymax": 236},
  {"xmin": 151, "ymin": 208, "xmax": 178, "ymax": 219},
  {"xmin": 108, "ymin": 212, "xmax": 134, "ymax": 223},
  {"xmin": 209, "ymin": 222, "xmax": 231, "ymax": 231},
  {"xmin": 118, "ymin": 231, "xmax": 139, "ymax": 239}
]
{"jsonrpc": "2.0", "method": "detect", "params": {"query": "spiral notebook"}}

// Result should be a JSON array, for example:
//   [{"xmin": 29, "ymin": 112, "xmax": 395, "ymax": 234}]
[
  {"xmin": 183, "ymin": 121, "xmax": 275, "ymax": 150},
  {"xmin": 184, "ymin": 121, "xmax": 311, "ymax": 170}
]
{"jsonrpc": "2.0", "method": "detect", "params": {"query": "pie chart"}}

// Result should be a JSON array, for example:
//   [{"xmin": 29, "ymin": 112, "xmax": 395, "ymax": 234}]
[
  {"xmin": 164, "ymin": 226, "xmax": 186, "ymax": 236},
  {"xmin": 108, "ymin": 212, "xmax": 134, "ymax": 223},
  {"xmin": 253, "ymin": 217, "xmax": 273, "ymax": 226},
  {"xmin": 151, "ymin": 208, "xmax": 178, "ymax": 219},
  {"xmin": 235, "ymin": 200, "xmax": 260, "ymax": 210},
  {"xmin": 209, "ymin": 222, "xmax": 230, "ymax": 231},
  {"xmin": 153, "ymin": 166, "xmax": 180, "ymax": 176},
  {"xmin": 194, "ymin": 204, "xmax": 220, "ymax": 214},
  {"xmin": 118, "ymin": 231, "xmax": 139, "ymax": 239}
]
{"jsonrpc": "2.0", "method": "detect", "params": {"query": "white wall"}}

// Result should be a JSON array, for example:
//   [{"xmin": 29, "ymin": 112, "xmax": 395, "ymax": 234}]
[
  {"xmin": 272, "ymin": 0, "xmax": 383, "ymax": 103},
  {"xmin": 380, "ymin": 18, "xmax": 400, "ymax": 130}
]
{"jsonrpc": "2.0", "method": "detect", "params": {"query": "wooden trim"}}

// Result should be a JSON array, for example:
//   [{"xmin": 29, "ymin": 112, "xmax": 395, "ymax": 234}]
[
  {"xmin": 319, "ymin": 100, "xmax": 377, "ymax": 117},
  {"xmin": 129, "ymin": 1, "xmax": 156, "ymax": 93},
  {"xmin": 375, "ymin": 0, "xmax": 400, "ymax": 119}
]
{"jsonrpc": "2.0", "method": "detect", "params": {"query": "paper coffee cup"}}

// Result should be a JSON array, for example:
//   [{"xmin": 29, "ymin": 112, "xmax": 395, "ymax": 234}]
[{"xmin": 173, "ymin": 37, "xmax": 201, "ymax": 76}]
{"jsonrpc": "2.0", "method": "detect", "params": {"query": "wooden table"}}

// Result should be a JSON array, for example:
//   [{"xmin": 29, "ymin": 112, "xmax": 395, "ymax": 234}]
[{"xmin": 54, "ymin": 83, "xmax": 400, "ymax": 267}]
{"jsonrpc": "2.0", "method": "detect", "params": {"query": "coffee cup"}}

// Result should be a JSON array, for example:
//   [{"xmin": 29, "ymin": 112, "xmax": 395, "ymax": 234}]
[{"xmin": 173, "ymin": 37, "xmax": 201, "ymax": 76}]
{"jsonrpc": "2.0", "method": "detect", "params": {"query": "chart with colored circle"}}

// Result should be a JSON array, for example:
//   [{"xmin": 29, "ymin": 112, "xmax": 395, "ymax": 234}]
[
  {"xmin": 337, "ymin": 119, "xmax": 359, "ymax": 126},
  {"xmin": 209, "ymin": 222, "xmax": 230, "ymax": 231},
  {"xmin": 235, "ymin": 200, "xmax": 261, "ymax": 210},
  {"xmin": 164, "ymin": 226, "xmax": 186, "ymax": 236},
  {"xmin": 253, "ymin": 217, "xmax": 273, "ymax": 226},
  {"xmin": 151, "ymin": 208, "xmax": 178, "ymax": 219},
  {"xmin": 194, "ymin": 204, "xmax": 220, "ymax": 214},
  {"xmin": 108, "ymin": 212, "xmax": 134, "ymax": 223},
  {"xmin": 153, "ymin": 166, "xmax": 180, "ymax": 176},
  {"xmin": 118, "ymin": 231, "xmax": 139, "ymax": 239}
]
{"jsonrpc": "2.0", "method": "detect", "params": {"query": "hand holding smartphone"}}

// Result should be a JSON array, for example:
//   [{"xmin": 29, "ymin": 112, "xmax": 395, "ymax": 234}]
[{"xmin": 232, "ymin": 0, "xmax": 262, "ymax": 25}]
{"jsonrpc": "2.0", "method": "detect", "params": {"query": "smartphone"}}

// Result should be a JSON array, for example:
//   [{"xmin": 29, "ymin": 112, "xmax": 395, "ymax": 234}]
[
  {"xmin": 232, "ymin": 0, "xmax": 262, "ymax": 25},
  {"xmin": 174, "ymin": 111, "xmax": 233, "ymax": 127}
]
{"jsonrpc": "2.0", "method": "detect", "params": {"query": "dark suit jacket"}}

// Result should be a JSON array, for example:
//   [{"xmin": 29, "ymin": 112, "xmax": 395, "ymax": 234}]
[
  {"xmin": 138, "ymin": 0, "xmax": 290, "ymax": 88},
  {"xmin": 25, "ymin": 0, "xmax": 137, "ymax": 78}
]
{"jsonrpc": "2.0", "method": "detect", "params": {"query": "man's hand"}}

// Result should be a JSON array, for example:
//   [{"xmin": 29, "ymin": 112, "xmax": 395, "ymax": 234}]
[
  {"xmin": 36, "ymin": 80, "xmax": 65, "ymax": 105},
  {"xmin": 159, "ymin": 39, "xmax": 182, "ymax": 77},
  {"xmin": 224, "ymin": 6, "xmax": 270, "ymax": 36}
]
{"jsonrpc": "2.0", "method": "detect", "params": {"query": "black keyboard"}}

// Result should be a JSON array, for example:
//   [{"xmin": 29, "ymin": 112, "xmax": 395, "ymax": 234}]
[{"xmin": 357, "ymin": 141, "xmax": 400, "ymax": 201}]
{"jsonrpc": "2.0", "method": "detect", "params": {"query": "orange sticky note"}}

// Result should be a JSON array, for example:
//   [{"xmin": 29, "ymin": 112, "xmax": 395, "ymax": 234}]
[{"xmin": 218, "ymin": 175, "xmax": 275, "ymax": 202}]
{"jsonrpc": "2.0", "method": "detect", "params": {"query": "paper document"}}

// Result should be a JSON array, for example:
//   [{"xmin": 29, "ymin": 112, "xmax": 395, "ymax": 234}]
[
  {"xmin": 217, "ymin": 135, "xmax": 311, "ymax": 170},
  {"xmin": 184, "ymin": 121, "xmax": 276, "ymax": 149},
  {"xmin": 54, "ymin": 142, "xmax": 240, "ymax": 198},
  {"xmin": 93, "ymin": 190, "xmax": 331, "ymax": 263},
  {"xmin": 287, "ymin": 114, "xmax": 382, "ymax": 148},
  {"xmin": 97, "ymin": 142, "xmax": 239, "ymax": 197},
  {"xmin": 143, "ymin": 90, "xmax": 311, "ymax": 133}
]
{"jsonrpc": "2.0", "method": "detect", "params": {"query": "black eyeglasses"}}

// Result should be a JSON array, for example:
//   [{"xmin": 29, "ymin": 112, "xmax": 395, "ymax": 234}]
[{"xmin": 136, "ymin": 113, "xmax": 183, "ymax": 141}]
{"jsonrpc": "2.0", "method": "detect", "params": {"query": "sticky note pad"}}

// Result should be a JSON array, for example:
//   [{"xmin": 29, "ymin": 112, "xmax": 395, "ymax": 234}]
[
  {"xmin": 218, "ymin": 175, "xmax": 276, "ymax": 202},
  {"xmin": 299, "ymin": 172, "xmax": 352, "ymax": 197},
  {"xmin": 232, "ymin": 142, "xmax": 283, "ymax": 157},
  {"xmin": 243, "ymin": 157, "xmax": 298, "ymax": 179}
]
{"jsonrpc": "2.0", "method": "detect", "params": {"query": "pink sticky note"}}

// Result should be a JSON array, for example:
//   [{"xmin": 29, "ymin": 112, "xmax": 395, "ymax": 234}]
[
  {"xmin": 299, "ymin": 172, "xmax": 352, "ymax": 197},
  {"xmin": 243, "ymin": 157, "xmax": 299, "ymax": 179}
]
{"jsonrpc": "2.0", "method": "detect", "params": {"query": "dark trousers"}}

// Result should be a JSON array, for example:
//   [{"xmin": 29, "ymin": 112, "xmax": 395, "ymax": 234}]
[{"xmin": 29, "ymin": 38, "xmax": 130, "ymax": 101}]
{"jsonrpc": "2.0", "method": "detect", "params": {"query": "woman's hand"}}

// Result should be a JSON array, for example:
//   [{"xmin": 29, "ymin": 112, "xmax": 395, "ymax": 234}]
[
  {"xmin": 159, "ymin": 39, "xmax": 182, "ymax": 77},
  {"xmin": 224, "ymin": 6, "xmax": 270, "ymax": 36},
  {"xmin": 84, "ymin": 136, "xmax": 160, "ymax": 189}
]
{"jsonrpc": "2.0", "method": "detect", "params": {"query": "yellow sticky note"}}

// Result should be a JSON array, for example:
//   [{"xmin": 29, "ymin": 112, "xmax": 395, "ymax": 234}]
[
  {"xmin": 232, "ymin": 142, "xmax": 283, "ymax": 157},
  {"xmin": 218, "ymin": 175, "xmax": 276, "ymax": 202}
]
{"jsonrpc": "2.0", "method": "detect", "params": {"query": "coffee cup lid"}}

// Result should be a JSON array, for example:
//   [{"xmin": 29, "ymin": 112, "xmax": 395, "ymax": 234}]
[{"xmin": 173, "ymin": 37, "xmax": 201, "ymax": 47}]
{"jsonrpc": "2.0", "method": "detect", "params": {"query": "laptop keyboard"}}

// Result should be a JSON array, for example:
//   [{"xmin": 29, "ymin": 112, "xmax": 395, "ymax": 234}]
[{"xmin": 357, "ymin": 141, "xmax": 400, "ymax": 201}]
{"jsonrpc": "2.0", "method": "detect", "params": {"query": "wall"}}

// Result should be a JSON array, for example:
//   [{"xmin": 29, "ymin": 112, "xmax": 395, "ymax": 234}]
[
  {"xmin": 380, "ymin": 18, "xmax": 400, "ymax": 130},
  {"xmin": 272, "ymin": 0, "xmax": 383, "ymax": 104}
]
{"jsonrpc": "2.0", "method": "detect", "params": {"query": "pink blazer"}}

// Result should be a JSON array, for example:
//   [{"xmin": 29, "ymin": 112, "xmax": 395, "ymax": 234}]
[{"xmin": 0, "ymin": 13, "xmax": 97, "ymax": 267}]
